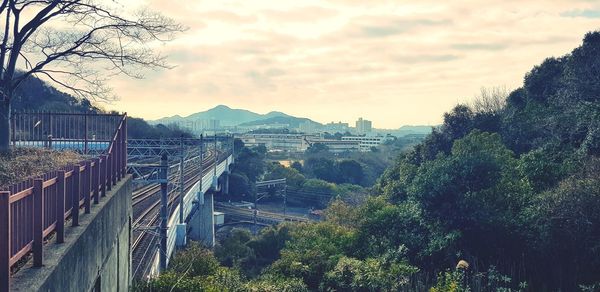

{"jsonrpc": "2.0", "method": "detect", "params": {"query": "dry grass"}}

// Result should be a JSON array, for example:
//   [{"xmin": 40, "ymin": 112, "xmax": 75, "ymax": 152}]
[{"xmin": 0, "ymin": 147, "xmax": 82, "ymax": 187}]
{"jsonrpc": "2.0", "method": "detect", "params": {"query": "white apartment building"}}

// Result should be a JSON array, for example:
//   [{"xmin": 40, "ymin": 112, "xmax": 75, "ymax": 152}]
[
  {"xmin": 342, "ymin": 135, "xmax": 390, "ymax": 151},
  {"xmin": 355, "ymin": 118, "xmax": 372, "ymax": 134},
  {"xmin": 239, "ymin": 133, "xmax": 316, "ymax": 152}
]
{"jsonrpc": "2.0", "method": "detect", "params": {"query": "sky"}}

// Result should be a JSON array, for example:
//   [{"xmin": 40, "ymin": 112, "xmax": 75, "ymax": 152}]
[{"xmin": 103, "ymin": 0, "xmax": 600, "ymax": 128}]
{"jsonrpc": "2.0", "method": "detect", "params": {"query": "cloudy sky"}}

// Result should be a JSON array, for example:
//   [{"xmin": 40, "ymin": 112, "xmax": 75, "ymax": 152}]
[{"xmin": 106, "ymin": 0, "xmax": 599, "ymax": 128}]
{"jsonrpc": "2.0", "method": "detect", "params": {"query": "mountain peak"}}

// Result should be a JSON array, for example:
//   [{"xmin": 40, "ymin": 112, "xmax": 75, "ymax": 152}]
[{"xmin": 212, "ymin": 105, "xmax": 231, "ymax": 110}]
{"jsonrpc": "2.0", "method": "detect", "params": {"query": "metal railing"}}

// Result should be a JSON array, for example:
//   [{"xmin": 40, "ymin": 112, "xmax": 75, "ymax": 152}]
[
  {"xmin": 11, "ymin": 112, "xmax": 123, "ymax": 155},
  {"xmin": 0, "ymin": 113, "xmax": 127, "ymax": 291}
]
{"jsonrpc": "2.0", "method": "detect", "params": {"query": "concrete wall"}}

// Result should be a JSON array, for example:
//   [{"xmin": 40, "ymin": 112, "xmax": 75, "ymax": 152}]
[{"xmin": 11, "ymin": 176, "xmax": 132, "ymax": 292}]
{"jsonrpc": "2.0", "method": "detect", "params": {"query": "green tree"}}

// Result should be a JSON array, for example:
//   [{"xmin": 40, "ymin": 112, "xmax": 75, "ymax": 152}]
[
  {"xmin": 323, "ymin": 255, "xmax": 417, "ymax": 292},
  {"xmin": 306, "ymin": 143, "xmax": 330, "ymax": 155},
  {"xmin": 234, "ymin": 147, "xmax": 266, "ymax": 182},
  {"xmin": 169, "ymin": 242, "xmax": 220, "ymax": 277},
  {"xmin": 337, "ymin": 160, "xmax": 364, "ymax": 185},
  {"xmin": 268, "ymin": 222, "xmax": 355, "ymax": 289}
]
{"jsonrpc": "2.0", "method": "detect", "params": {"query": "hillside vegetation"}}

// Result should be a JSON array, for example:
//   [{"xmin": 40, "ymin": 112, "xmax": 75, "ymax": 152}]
[{"xmin": 370, "ymin": 31, "xmax": 600, "ymax": 290}]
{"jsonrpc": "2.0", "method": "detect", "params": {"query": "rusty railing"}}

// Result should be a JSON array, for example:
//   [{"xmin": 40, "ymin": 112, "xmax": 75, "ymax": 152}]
[{"xmin": 0, "ymin": 113, "xmax": 127, "ymax": 290}]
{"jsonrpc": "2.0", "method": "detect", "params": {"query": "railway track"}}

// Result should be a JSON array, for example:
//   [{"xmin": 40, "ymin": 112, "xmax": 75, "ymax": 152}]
[
  {"xmin": 214, "ymin": 202, "xmax": 310, "ymax": 223},
  {"xmin": 130, "ymin": 149, "xmax": 221, "ymax": 279}
]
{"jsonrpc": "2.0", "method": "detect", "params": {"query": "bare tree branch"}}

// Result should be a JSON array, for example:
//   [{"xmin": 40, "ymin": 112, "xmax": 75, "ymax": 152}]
[{"xmin": 0, "ymin": 0, "xmax": 183, "ymax": 103}]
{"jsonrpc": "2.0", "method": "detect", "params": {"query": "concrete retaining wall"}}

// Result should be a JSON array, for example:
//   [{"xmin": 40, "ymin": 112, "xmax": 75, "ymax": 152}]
[{"xmin": 11, "ymin": 176, "xmax": 132, "ymax": 292}]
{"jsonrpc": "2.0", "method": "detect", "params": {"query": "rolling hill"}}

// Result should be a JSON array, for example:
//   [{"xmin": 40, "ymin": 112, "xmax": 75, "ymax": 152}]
[{"xmin": 153, "ymin": 105, "xmax": 321, "ymax": 127}]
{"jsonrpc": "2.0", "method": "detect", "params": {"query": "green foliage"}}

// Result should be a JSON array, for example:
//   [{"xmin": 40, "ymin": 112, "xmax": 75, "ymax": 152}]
[
  {"xmin": 136, "ymin": 272, "xmax": 207, "ymax": 292},
  {"xmin": 169, "ymin": 242, "xmax": 220, "ymax": 277},
  {"xmin": 215, "ymin": 229, "xmax": 256, "ymax": 269},
  {"xmin": 322, "ymin": 254, "xmax": 417, "ymax": 291},
  {"xmin": 228, "ymin": 172, "xmax": 253, "ymax": 199},
  {"xmin": 290, "ymin": 161, "xmax": 303, "ymax": 172},
  {"xmin": 304, "ymin": 157, "xmax": 337, "ymax": 182},
  {"xmin": 306, "ymin": 143, "xmax": 330, "ymax": 155},
  {"xmin": 215, "ymin": 226, "xmax": 292, "ymax": 278},
  {"xmin": 337, "ymin": 160, "xmax": 364, "ymax": 185},
  {"xmin": 429, "ymin": 271, "xmax": 464, "ymax": 292},
  {"xmin": 268, "ymin": 222, "xmax": 356, "ymax": 289},
  {"xmin": 234, "ymin": 146, "xmax": 267, "ymax": 182},
  {"xmin": 368, "ymin": 31, "xmax": 600, "ymax": 290},
  {"xmin": 245, "ymin": 275, "xmax": 308, "ymax": 292},
  {"xmin": 264, "ymin": 162, "xmax": 306, "ymax": 188}
]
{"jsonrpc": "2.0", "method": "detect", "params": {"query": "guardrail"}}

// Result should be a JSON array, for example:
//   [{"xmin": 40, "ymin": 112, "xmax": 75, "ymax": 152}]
[
  {"xmin": 0, "ymin": 113, "xmax": 127, "ymax": 291},
  {"xmin": 11, "ymin": 111, "xmax": 124, "ymax": 155}
]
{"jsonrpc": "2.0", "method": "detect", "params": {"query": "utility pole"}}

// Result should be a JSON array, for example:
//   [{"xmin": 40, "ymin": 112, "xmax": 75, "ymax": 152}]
[
  {"xmin": 214, "ymin": 134, "xmax": 218, "ymax": 176},
  {"xmin": 199, "ymin": 134, "xmax": 204, "ymax": 178},
  {"xmin": 253, "ymin": 193, "xmax": 258, "ymax": 235},
  {"xmin": 179, "ymin": 136, "xmax": 185, "ymax": 224},
  {"xmin": 283, "ymin": 184, "xmax": 287, "ymax": 217},
  {"xmin": 159, "ymin": 153, "xmax": 168, "ymax": 272},
  {"xmin": 198, "ymin": 134, "xmax": 204, "ymax": 204}
]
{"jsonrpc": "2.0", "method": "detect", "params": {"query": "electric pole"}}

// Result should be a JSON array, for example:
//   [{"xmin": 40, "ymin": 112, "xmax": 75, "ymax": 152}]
[{"xmin": 159, "ymin": 153, "xmax": 168, "ymax": 272}]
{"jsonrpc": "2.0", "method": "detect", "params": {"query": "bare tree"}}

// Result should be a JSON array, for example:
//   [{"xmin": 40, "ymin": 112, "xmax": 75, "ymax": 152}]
[
  {"xmin": 471, "ymin": 86, "xmax": 509, "ymax": 115},
  {"xmin": 0, "ymin": 0, "xmax": 184, "ymax": 152}
]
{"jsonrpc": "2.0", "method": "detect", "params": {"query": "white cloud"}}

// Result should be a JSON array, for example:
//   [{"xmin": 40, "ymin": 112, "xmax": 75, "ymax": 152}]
[{"xmin": 105, "ymin": 0, "xmax": 600, "ymax": 127}]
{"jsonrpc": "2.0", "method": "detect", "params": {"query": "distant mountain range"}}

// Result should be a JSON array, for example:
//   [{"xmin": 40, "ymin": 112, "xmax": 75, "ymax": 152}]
[
  {"xmin": 375, "ymin": 125, "xmax": 434, "ymax": 137},
  {"xmin": 238, "ymin": 116, "xmax": 321, "ymax": 128},
  {"xmin": 153, "ymin": 105, "xmax": 322, "ymax": 127},
  {"xmin": 153, "ymin": 104, "xmax": 434, "ymax": 136}
]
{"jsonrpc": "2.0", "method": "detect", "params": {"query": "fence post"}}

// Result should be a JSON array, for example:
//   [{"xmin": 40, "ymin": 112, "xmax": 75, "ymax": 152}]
[
  {"xmin": 72, "ymin": 165, "xmax": 80, "ymax": 227},
  {"xmin": 107, "ymin": 154, "xmax": 113, "ymax": 191},
  {"xmin": 116, "ymin": 131, "xmax": 122, "ymax": 180},
  {"xmin": 56, "ymin": 171, "xmax": 65, "ymax": 243},
  {"xmin": 93, "ymin": 158, "xmax": 99, "ymax": 204},
  {"xmin": 0, "ymin": 191, "xmax": 11, "ymax": 291},
  {"xmin": 84, "ymin": 161, "xmax": 91, "ymax": 214},
  {"xmin": 100, "ymin": 155, "xmax": 107, "ymax": 197},
  {"xmin": 112, "ymin": 147, "xmax": 117, "ymax": 186},
  {"xmin": 123, "ymin": 115, "xmax": 127, "ymax": 178},
  {"xmin": 33, "ymin": 179, "xmax": 44, "ymax": 267},
  {"xmin": 84, "ymin": 112, "xmax": 88, "ymax": 155}
]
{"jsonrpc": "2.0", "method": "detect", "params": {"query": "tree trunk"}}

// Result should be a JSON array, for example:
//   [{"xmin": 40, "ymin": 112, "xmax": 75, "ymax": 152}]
[{"xmin": 0, "ymin": 101, "xmax": 10, "ymax": 153}]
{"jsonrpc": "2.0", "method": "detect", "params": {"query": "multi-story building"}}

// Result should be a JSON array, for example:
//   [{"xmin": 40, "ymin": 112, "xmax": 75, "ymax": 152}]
[
  {"xmin": 238, "ymin": 133, "xmax": 316, "ymax": 152},
  {"xmin": 355, "ymin": 118, "xmax": 372, "ymax": 134},
  {"xmin": 342, "ymin": 135, "xmax": 390, "ymax": 151},
  {"xmin": 171, "ymin": 119, "xmax": 220, "ymax": 134},
  {"xmin": 298, "ymin": 121, "xmax": 318, "ymax": 134},
  {"xmin": 323, "ymin": 121, "xmax": 349, "ymax": 133}
]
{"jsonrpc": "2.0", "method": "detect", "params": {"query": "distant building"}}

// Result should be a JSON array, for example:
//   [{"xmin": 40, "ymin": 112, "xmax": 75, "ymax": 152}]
[
  {"xmin": 342, "ymin": 135, "xmax": 390, "ymax": 151},
  {"xmin": 238, "ymin": 133, "xmax": 316, "ymax": 152},
  {"xmin": 299, "ymin": 121, "xmax": 318, "ymax": 134},
  {"xmin": 171, "ymin": 119, "xmax": 220, "ymax": 134},
  {"xmin": 355, "ymin": 118, "xmax": 372, "ymax": 134},
  {"xmin": 323, "ymin": 121, "xmax": 349, "ymax": 133},
  {"xmin": 308, "ymin": 139, "xmax": 360, "ymax": 153}
]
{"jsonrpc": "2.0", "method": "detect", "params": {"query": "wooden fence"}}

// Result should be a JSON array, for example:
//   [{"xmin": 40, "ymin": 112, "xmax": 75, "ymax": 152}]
[{"xmin": 0, "ymin": 113, "xmax": 127, "ymax": 290}]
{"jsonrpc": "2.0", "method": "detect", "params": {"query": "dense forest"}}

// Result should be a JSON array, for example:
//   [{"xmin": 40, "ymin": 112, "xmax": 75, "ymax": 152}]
[
  {"xmin": 138, "ymin": 31, "xmax": 600, "ymax": 291},
  {"xmin": 12, "ymin": 74, "xmax": 192, "ymax": 139}
]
